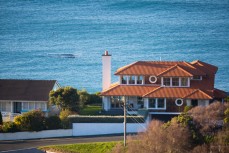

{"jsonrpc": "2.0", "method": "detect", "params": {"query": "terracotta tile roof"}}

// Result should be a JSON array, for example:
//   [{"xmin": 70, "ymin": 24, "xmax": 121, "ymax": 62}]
[
  {"xmin": 213, "ymin": 88, "xmax": 227, "ymax": 98},
  {"xmin": 157, "ymin": 65, "xmax": 193, "ymax": 77},
  {"xmin": 0, "ymin": 79, "xmax": 58, "ymax": 101},
  {"xmin": 144, "ymin": 87, "xmax": 196, "ymax": 98},
  {"xmin": 101, "ymin": 85, "xmax": 160, "ymax": 96},
  {"xmin": 183, "ymin": 89, "xmax": 212, "ymax": 100},
  {"xmin": 101, "ymin": 85, "xmax": 214, "ymax": 100},
  {"xmin": 115, "ymin": 60, "xmax": 210, "ymax": 76}
]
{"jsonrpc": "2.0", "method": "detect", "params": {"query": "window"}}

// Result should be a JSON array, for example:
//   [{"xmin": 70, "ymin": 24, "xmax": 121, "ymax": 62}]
[
  {"xmin": 111, "ymin": 96, "xmax": 124, "ymax": 108},
  {"xmin": 29, "ymin": 102, "xmax": 34, "ymax": 110},
  {"xmin": 129, "ymin": 76, "xmax": 135, "ymax": 84},
  {"xmin": 157, "ymin": 98, "xmax": 165, "ymax": 108},
  {"xmin": 35, "ymin": 103, "xmax": 41, "ymax": 109},
  {"xmin": 148, "ymin": 98, "xmax": 166, "ymax": 109},
  {"xmin": 121, "ymin": 76, "xmax": 128, "ymax": 84},
  {"xmin": 137, "ymin": 76, "xmax": 143, "ymax": 84},
  {"xmin": 22, "ymin": 102, "xmax": 28, "ymax": 110},
  {"xmin": 149, "ymin": 98, "xmax": 156, "ymax": 108},
  {"xmin": 172, "ymin": 78, "xmax": 179, "ymax": 86},
  {"xmin": 163, "ymin": 77, "xmax": 170, "ymax": 86},
  {"xmin": 192, "ymin": 76, "xmax": 202, "ymax": 80},
  {"xmin": 137, "ymin": 97, "xmax": 144, "ymax": 108},
  {"xmin": 0, "ymin": 102, "xmax": 6, "ymax": 111},
  {"xmin": 181, "ymin": 78, "xmax": 188, "ymax": 86},
  {"xmin": 41, "ymin": 103, "xmax": 46, "ymax": 111}
]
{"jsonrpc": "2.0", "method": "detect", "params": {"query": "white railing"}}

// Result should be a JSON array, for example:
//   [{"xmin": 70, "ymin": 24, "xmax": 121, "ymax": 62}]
[{"xmin": 1, "ymin": 112, "xmax": 21, "ymax": 122}]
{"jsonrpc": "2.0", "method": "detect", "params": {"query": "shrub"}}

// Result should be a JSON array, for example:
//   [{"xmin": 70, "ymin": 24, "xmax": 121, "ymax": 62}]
[
  {"xmin": 44, "ymin": 116, "xmax": 62, "ymax": 130},
  {"xmin": 59, "ymin": 110, "xmax": 76, "ymax": 129},
  {"xmin": 14, "ymin": 110, "xmax": 45, "ymax": 131},
  {"xmin": 68, "ymin": 115, "xmax": 145, "ymax": 123},
  {"xmin": 120, "ymin": 120, "xmax": 193, "ymax": 153},
  {"xmin": 184, "ymin": 106, "xmax": 193, "ymax": 113},
  {"xmin": 1, "ymin": 121, "xmax": 19, "ymax": 133},
  {"xmin": 0, "ymin": 111, "xmax": 3, "ymax": 125}
]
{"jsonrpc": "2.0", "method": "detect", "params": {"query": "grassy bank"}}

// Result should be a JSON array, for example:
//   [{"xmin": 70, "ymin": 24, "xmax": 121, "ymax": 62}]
[
  {"xmin": 39, "ymin": 141, "xmax": 122, "ymax": 153},
  {"xmin": 79, "ymin": 105, "xmax": 102, "ymax": 115}
]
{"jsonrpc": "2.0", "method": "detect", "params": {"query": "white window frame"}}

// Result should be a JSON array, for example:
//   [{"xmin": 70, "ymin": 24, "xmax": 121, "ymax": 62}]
[
  {"xmin": 120, "ymin": 75, "xmax": 144, "ymax": 85},
  {"xmin": 148, "ymin": 98, "xmax": 166, "ymax": 110},
  {"xmin": 162, "ymin": 77, "xmax": 190, "ymax": 87}
]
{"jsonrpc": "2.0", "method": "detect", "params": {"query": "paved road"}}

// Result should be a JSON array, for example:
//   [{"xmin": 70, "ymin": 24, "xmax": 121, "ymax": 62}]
[{"xmin": 0, "ymin": 135, "xmax": 123, "ymax": 153}]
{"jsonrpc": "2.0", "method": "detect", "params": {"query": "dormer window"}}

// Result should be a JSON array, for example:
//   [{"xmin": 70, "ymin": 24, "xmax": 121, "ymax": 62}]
[
  {"xmin": 181, "ymin": 78, "xmax": 188, "ymax": 86},
  {"xmin": 137, "ymin": 76, "xmax": 143, "ymax": 84},
  {"xmin": 172, "ymin": 78, "xmax": 179, "ymax": 86},
  {"xmin": 163, "ymin": 77, "xmax": 170, "ymax": 86},
  {"xmin": 121, "ymin": 76, "xmax": 128, "ymax": 84},
  {"xmin": 129, "ymin": 76, "xmax": 135, "ymax": 84}
]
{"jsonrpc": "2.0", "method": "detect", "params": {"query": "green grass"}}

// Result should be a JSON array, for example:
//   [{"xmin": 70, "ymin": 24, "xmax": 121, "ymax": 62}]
[
  {"xmin": 79, "ymin": 105, "xmax": 102, "ymax": 115},
  {"xmin": 38, "ymin": 141, "xmax": 122, "ymax": 153}
]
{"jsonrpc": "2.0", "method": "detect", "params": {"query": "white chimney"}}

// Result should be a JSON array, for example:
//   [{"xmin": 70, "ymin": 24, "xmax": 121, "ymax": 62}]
[{"xmin": 102, "ymin": 50, "xmax": 111, "ymax": 90}]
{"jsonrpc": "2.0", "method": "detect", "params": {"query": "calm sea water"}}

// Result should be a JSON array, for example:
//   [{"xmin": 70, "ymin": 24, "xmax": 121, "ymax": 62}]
[{"xmin": 0, "ymin": 0, "xmax": 229, "ymax": 93}]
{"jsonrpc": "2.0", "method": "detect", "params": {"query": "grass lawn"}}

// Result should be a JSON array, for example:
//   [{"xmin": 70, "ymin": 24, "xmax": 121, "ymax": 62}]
[
  {"xmin": 79, "ymin": 105, "xmax": 102, "ymax": 115},
  {"xmin": 38, "ymin": 141, "xmax": 122, "ymax": 153}
]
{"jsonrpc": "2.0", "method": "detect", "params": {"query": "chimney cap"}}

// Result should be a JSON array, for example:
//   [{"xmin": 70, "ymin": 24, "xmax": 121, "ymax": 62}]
[{"xmin": 102, "ymin": 50, "xmax": 111, "ymax": 56}]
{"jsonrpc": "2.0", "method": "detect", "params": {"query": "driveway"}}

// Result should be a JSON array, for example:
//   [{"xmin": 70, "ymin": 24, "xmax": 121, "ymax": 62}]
[{"xmin": 0, "ymin": 135, "xmax": 123, "ymax": 152}]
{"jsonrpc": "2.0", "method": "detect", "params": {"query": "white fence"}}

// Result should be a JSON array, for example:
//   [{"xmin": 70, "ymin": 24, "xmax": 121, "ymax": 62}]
[
  {"xmin": 72, "ymin": 123, "xmax": 147, "ymax": 136},
  {"xmin": 0, "ymin": 129, "xmax": 72, "ymax": 141}
]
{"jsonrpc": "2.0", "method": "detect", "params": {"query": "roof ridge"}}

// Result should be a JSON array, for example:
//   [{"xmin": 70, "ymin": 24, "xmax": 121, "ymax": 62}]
[
  {"xmin": 115, "ymin": 61, "xmax": 139, "ymax": 75},
  {"xmin": 157, "ymin": 64, "xmax": 193, "ymax": 77},
  {"xmin": 183, "ymin": 89, "xmax": 212, "ymax": 99},
  {"xmin": 143, "ymin": 86, "xmax": 162, "ymax": 97}
]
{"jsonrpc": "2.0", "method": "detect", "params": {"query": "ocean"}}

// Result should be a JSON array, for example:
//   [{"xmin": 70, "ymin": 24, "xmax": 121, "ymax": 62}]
[{"xmin": 0, "ymin": 0, "xmax": 229, "ymax": 93}]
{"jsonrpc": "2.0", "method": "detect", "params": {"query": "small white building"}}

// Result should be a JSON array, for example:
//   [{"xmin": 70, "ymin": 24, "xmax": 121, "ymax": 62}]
[{"xmin": 0, "ymin": 79, "xmax": 60, "ymax": 121}]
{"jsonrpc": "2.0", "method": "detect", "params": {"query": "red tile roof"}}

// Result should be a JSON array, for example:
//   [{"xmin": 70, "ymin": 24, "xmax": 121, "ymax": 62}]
[
  {"xmin": 183, "ymin": 89, "xmax": 212, "ymax": 100},
  {"xmin": 115, "ymin": 60, "xmax": 212, "ymax": 77},
  {"xmin": 101, "ymin": 85, "xmax": 159, "ymax": 96},
  {"xmin": 101, "ymin": 85, "xmax": 220, "ymax": 100}
]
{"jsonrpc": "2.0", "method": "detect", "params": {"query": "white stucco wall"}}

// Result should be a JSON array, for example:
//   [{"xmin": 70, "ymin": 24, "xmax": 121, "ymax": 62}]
[
  {"xmin": 0, "ymin": 129, "xmax": 72, "ymax": 141},
  {"xmin": 73, "ymin": 123, "xmax": 147, "ymax": 136},
  {"xmin": 103, "ymin": 96, "xmax": 111, "ymax": 111}
]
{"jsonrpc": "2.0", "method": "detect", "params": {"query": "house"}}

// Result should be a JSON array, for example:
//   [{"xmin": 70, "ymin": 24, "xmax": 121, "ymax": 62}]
[
  {"xmin": 0, "ymin": 79, "xmax": 60, "ymax": 120},
  {"xmin": 100, "ymin": 51, "xmax": 227, "ymax": 121}
]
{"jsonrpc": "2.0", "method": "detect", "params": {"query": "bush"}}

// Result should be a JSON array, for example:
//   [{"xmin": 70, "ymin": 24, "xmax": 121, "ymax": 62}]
[
  {"xmin": 0, "ymin": 111, "xmax": 3, "ymax": 125},
  {"xmin": 121, "ymin": 120, "xmax": 193, "ymax": 153},
  {"xmin": 1, "ymin": 121, "xmax": 19, "ymax": 133},
  {"xmin": 44, "ymin": 116, "xmax": 62, "ymax": 130},
  {"xmin": 14, "ymin": 110, "xmax": 45, "ymax": 131},
  {"xmin": 68, "ymin": 115, "xmax": 145, "ymax": 123},
  {"xmin": 59, "ymin": 110, "xmax": 76, "ymax": 129}
]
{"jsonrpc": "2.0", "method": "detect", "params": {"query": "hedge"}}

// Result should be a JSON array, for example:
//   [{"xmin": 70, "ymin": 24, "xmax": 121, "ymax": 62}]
[{"xmin": 68, "ymin": 115, "xmax": 145, "ymax": 123}]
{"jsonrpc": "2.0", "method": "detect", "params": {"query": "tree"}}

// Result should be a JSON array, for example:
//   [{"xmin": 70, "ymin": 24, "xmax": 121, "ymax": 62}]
[
  {"xmin": 49, "ymin": 86, "xmax": 80, "ymax": 111},
  {"xmin": 78, "ymin": 89, "xmax": 90, "ymax": 107},
  {"xmin": 87, "ymin": 92, "xmax": 102, "ymax": 105}
]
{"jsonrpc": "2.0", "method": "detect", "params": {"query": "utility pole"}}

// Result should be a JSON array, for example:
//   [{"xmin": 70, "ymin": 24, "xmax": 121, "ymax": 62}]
[{"xmin": 124, "ymin": 96, "xmax": 127, "ymax": 147}]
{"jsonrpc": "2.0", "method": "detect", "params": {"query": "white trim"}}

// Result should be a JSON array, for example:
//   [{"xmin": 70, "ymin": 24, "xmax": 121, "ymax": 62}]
[
  {"xmin": 148, "ymin": 98, "xmax": 166, "ymax": 110},
  {"xmin": 149, "ymin": 112, "xmax": 181, "ymax": 115},
  {"xmin": 175, "ymin": 98, "xmax": 184, "ymax": 106},
  {"xmin": 149, "ymin": 76, "xmax": 157, "ymax": 84}
]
